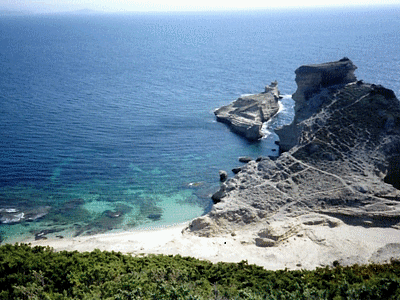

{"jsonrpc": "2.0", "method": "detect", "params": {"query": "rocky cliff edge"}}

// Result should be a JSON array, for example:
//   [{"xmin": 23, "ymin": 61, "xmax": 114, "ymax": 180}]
[{"xmin": 186, "ymin": 58, "xmax": 400, "ymax": 267}]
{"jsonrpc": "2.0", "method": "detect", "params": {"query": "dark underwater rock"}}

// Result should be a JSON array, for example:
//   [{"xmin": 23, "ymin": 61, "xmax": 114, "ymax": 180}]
[
  {"xmin": 105, "ymin": 210, "xmax": 123, "ymax": 218},
  {"xmin": 0, "ymin": 206, "xmax": 51, "ymax": 224},
  {"xmin": 33, "ymin": 228, "xmax": 62, "ymax": 240},
  {"xmin": 0, "ymin": 208, "xmax": 25, "ymax": 224},
  {"xmin": 147, "ymin": 213, "xmax": 162, "ymax": 221},
  {"xmin": 25, "ymin": 206, "xmax": 52, "ymax": 222},
  {"xmin": 59, "ymin": 198, "xmax": 85, "ymax": 213}
]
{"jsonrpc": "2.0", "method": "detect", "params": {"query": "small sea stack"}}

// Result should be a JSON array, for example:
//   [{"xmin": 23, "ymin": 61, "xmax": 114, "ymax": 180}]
[{"xmin": 214, "ymin": 81, "xmax": 281, "ymax": 141}]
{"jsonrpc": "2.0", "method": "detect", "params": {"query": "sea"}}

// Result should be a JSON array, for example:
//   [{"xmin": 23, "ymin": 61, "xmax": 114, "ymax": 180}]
[{"xmin": 1, "ymin": 6, "xmax": 399, "ymax": 243}]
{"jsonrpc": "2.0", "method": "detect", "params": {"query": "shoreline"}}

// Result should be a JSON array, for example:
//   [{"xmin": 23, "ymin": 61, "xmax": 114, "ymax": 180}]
[{"xmin": 27, "ymin": 216, "xmax": 400, "ymax": 271}]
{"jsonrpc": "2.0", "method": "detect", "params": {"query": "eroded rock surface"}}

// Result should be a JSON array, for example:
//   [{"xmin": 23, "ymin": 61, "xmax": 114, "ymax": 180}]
[
  {"xmin": 214, "ymin": 81, "xmax": 281, "ymax": 140},
  {"xmin": 277, "ymin": 57, "xmax": 357, "ymax": 152},
  {"xmin": 370, "ymin": 243, "xmax": 400, "ymax": 264},
  {"xmin": 188, "ymin": 58, "xmax": 400, "ymax": 257}
]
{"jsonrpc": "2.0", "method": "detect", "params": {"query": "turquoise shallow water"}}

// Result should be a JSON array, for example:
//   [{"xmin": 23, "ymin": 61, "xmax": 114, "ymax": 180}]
[{"xmin": 0, "ymin": 7, "xmax": 399, "ymax": 243}]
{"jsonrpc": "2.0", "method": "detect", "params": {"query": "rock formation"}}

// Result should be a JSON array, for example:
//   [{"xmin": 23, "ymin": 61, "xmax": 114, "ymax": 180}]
[
  {"xmin": 187, "ymin": 58, "xmax": 400, "ymax": 266},
  {"xmin": 276, "ymin": 57, "xmax": 358, "ymax": 152},
  {"xmin": 214, "ymin": 81, "xmax": 281, "ymax": 140}
]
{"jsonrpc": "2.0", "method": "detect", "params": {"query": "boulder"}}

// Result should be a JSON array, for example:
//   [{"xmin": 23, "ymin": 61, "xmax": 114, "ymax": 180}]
[
  {"xmin": 239, "ymin": 156, "xmax": 252, "ymax": 163},
  {"xmin": 214, "ymin": 81, "xmax": 281, "ymax": 141},
  {"xmin": 219, "ymin": 170, "xmax": 228, "ymax": 182},
  {"xmin": 255, "ymin": 238, "xmax": 276, "ymax": 247},
  {"xmin": 211, "ymin": 184, "xmax": 226, "ymax": 204},
  {"xmin": 186, "ymin": 215, "xmax": 220, "ymax": 237},
  {"xmin": 232, "ymin": 167, "xmax": 242, "ymax": 174}
]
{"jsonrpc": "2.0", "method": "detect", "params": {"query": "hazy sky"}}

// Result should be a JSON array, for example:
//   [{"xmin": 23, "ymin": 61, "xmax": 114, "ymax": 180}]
[{"xmin": 1, "ymin": 0, "xmax": 399, "ymax": 13}]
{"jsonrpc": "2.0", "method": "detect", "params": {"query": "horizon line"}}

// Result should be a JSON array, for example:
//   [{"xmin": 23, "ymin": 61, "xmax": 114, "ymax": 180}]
[{"xmin": 1, "ymin": 3, "xmax": 400, "ymax": 16}]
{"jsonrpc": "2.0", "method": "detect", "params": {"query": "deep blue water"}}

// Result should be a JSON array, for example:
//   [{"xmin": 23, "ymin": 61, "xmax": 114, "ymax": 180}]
[{"xmin": 1, "ymin": 6, "xmax": 399, "ymax": 242}]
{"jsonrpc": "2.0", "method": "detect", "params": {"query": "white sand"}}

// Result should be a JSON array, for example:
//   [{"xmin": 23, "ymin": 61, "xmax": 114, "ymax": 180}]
[{"xmin": 30, "ymin": 218, "xmax": 400, "ymax": 270}]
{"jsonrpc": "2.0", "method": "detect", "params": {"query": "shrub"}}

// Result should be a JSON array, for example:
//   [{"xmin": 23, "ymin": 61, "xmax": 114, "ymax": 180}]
[{"xmin": 0, "ymin": 244, "xmax": 400, "ymax": 299}]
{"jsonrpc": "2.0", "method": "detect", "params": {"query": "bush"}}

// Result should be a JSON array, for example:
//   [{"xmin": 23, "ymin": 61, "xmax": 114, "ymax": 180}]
[{"xmin": 0, "ymin": 244, "xmax": 400, "ymax": 299}]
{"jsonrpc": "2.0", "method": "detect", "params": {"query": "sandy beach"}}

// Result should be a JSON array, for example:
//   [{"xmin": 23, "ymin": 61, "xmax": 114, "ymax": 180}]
[{"xmin": 30, "ymin": 217, "xmax": 400, "ymax": 270}]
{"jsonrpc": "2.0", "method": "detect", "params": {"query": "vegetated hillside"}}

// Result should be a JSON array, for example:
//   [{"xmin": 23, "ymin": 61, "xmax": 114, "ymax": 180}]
[{"xmin": 1, "ymin": 244, "xmax": 400, "ymax": 299}]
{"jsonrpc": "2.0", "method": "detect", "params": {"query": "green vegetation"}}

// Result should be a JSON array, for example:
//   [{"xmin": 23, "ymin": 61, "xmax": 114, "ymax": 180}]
[{"xmin": 1, "ymin": 244, "xmax": 400, "ymax": 299}]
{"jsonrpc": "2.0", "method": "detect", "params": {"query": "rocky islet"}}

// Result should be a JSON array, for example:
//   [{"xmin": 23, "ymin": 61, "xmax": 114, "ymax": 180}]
[{"xmin": 214, "ymin": 81, "xmax": 281, "ymax": 140}]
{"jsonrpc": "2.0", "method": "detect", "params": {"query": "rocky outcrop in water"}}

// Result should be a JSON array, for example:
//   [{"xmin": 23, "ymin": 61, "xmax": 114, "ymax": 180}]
[
  {"xmin": 214, "ymin": 81, "xmax": 281, "ymax": 140},
  {"xmin": 188, "ymin": 58, "xmax": 400, "ymax": 264}
]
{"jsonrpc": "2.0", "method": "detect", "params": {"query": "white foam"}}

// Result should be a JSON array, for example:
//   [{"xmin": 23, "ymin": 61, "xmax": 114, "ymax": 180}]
[
  {"xmin": 1, "ymin": 212, "xmax": 25, "ymax": 224},
  {"xmin": 261, "ymin": 94, "xmax": 293, "ymax": 138},
  {"xmin": 0, "ymin": 208, "xmax": 18, "ymax": 213},
  {"xmin": 276, "ymin": 101, "xmax": 284, "ymax": 115}
]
